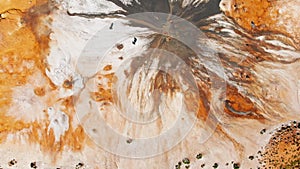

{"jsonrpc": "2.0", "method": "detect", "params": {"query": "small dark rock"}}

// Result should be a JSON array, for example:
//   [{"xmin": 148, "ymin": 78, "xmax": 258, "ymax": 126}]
[
  {"xmin": 8, "ymin": 159, "xmax": 17, "ymax": 166},
  {"xmin": 30, "ymin": 162, "xmax": 37, "ymax": 168},
  {"xmin": 109, "ymin": 23, "xmax": 113, "ymax": 30},
  {"xmin": 260, "ymin": 129, "xmax": 266, "ymax": 134},
  {"xmin": 75, "ymin": 162, "xmax": 84, "ymax": 169},
  {"xmin": 132, "ymin": 37, "xmax": 137, "ymax": 45},
  {"xmin": 126, "ymin": 138, "xmax": 133, "ymax": 144},
  {"xmin": 196, "ymin": 153, "xmax": 202, "ymax": 159}
]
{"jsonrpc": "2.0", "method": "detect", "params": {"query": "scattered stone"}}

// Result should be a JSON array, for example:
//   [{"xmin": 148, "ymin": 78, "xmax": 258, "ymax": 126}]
[
  {"xmin": 126, "ymin": 138, "xmax": 133, "ymax": 144},
  {"xmin": 75, "ymin": 162, "xmax": 84, "ymax": 169},
  {"xmin": 196, "ymin": 153, "xmax": 202, "ymax": 159},
  {"xmin": 116, "ymin": 43, "xmax": 124, "ymax": 50},
  {"xmin": 260, "ymin": 128, "xmax": 266, "ymax": 134},
  {"xmin": 8, "ymin": 159, "xmax": 17, "ymax": 166},
  {"xmin": 109, "ymin": 23, "xmax": 113, "ymax": 29},
  {"xmin": 132, "ymin": 37, "xmax": 137, "ymax": 45},
  {"xmin": 30, "ymin": 162, "xmax": 37, "ymax": 168}
]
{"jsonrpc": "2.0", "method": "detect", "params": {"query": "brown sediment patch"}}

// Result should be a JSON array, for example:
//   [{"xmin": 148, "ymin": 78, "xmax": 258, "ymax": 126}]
[
  {"xmin": 90, "ymin": 88, "xmax": 113, "ymax": 102},
  {"xmin": 103, "ymin": 64, "xmax": 112, "ymax": 71},
  {"xmin": 91, "ymin": 72, "xmax": 116, "ymax": 103},
  {"xmin": 259, "ymin": 121, "xmax": 300, "ymax": 168},
  {"xmin": 55, "ymin": 97, "xmax": 86, "ymax": 152},
  {"xmin": 224, "ymin": 85, "xmax": 264, "ymax": 119},
  {"xmin": 0, "ymin": 0, "xmax": 52, "ymax": 106},
  {"xmin": 62, "ymin": 78, "xmax": 73, "ymax": 89},
  {"xmin": 27, "ymin": 97, "xmax": 86, "ymax": 161},
  {"xmin": 220, "ymin": 0, "xmax": 300, "ymax": 47},
  {"xmin": 195, "ymin": 85, "xmax": 210, "ymax": 121},
  {"xmin": 0, "ymin": 116, "xmax": 31, "ymax": 142},
  {"xmin": 152, "ymin": 70, "xmax": 181, "ymax": 94},
  {"xmin": 147, "ymin": 34, "xmax": 213, "ymax": 120},
  {"xmin": 116, "ymin": 43, "xmax": 124, "ymax": 50},
  {"xmin": 34, "ymin": 86, "xmax": 46, "ymax": 96},
  {"xmin": 0, "ymin": 0, "xmax": 36, "ymax": 12},
  {"xmin": 221, "ymin": 0, "xmax": 277, "ymax": 32}
]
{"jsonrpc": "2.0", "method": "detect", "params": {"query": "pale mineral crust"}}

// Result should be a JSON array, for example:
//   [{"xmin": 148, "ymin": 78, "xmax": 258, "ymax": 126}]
[{"xmin": 0, "ymin": 0, "xmax": 299, "ymax": 169}]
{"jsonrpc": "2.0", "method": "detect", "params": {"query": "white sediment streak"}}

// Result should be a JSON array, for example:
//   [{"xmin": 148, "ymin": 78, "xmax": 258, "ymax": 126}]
[{"xmin": 47, "ymin": 107, "xmax": 69, "ymax": 142}]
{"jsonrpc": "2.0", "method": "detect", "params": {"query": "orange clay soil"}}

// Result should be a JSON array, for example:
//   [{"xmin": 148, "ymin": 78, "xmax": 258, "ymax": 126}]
[
  {"xmin": 0, "ymin": 0, "xmax": 48, "ymax": 138},
  {"xmin": 0, "ymin": 0, "xmax": 86, "ymax": 158},
  {"xmin": 221, "ymin": 0, "xmax": 278, "ymax": 31},
  {"xmin": 221, "ymin": 0, "xmax": 300, "ymax": 46}
]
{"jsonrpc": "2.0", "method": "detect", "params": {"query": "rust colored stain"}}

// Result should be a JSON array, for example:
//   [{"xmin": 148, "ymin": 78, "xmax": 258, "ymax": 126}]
[
  {"xmin": 64, "ymin": 125, "xmax": 86, "ymax": 151},
  {"xmin": 27, "ymin": 97, "xmax": 86, "ymax": 160},
  {"xmin": 91, "ymin": 72, "xmax": 116, "ymax": 103},
  {"xmin": 63, "ymin": 79, "xmax": 73, "ymax": 89},
  {"xmin": 103, "ymin": 64, "xmax": 112, "ymax": 71},
  {"xmin": 116, "ymin": 43, "xmax": 124, "ymax": 50},
  {"xmin": 59, "ymin": 97, "xmax": 86, "ymax": 151},
  {"xmin": 90, "ymin": 88, "xmax": 113, "ymax": 102},
  {"xmin": 0, "ymin": 116, "xmax": 30, "ymax": 143},
  {"xmin": 195, "ymin": 95, "xmax": 209, "ymax": 121},
  {"xmin": 195, "ymin": 84, "xmax": 210, "ymax": 121},
  {"xmin": 34, "ymin": 87, "xmax": 46, "ymax": 96},
  {"xmin": 226, "ymin": 86, "xmax": 254, "ymax": 111},
  {"xmin": 0, "ymin": 0, "xmax": 52, "ymax": 109},
  {"xmin": 153, "ymin": 70, "xmax": 180, "ymax": 93},
  {"xmin": 0, "ymin": 0, "xmax": 36, "ymax": 12},
  {"xmin": 224, "ymin": 85, "xmax": 264, "ymax": 119}
]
